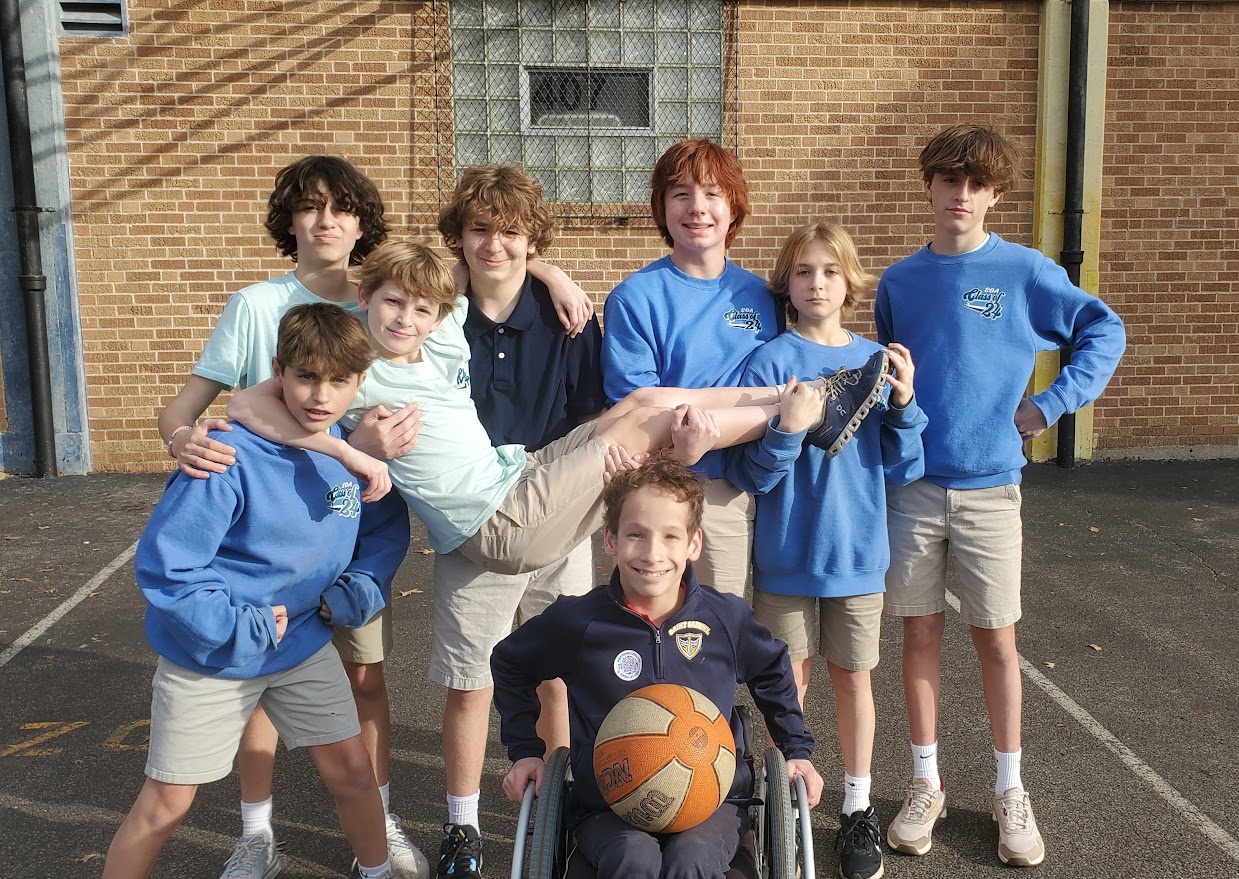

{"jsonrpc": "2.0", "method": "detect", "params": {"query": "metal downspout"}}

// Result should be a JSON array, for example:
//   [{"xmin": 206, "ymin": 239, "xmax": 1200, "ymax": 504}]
[
  {"xmin": 1, "ymin": 0, "xmax": 57, "ymax": 477},
  {"xmin": 1056, "ymin": 0, "xmax": 1090, "ymax": 469}
]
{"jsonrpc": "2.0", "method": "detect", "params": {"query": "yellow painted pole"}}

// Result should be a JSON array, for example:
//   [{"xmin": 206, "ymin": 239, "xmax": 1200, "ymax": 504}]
[{"xmin": 1029, "ymin": 0, "xmax": 1109, "ymax": 462}]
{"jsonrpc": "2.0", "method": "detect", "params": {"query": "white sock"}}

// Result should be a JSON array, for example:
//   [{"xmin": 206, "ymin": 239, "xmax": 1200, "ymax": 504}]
[
  {"xmin": 240, "ymin": 797, "xmax": 273, "ymax": 839},
  {"xmin": 378, "ymin": 782, "xmax": 391, "ymax": 816},
  {"xmin": 841, "ymin": 772, "xmax": 872, "ymax": 815},
  {"xmin": 911, "ymin": 741, "xmax": 940, "ymax": 788},
  {"xmin": 995, "ymin": 748, "xmax": 1023, "ymax": 796},
  {"xmin": 447, "ymin": 791, "xmax": 480, "ymax": 831},
  {"xmin": 357, "ymin": 858, "xmax": 391, "ymax": 879}
]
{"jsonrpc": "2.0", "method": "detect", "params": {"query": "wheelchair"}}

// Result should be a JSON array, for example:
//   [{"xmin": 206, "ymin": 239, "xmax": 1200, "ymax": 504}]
[{"xmin": 509, "ymin": 706, "xmax": 815, "ymax": 879}]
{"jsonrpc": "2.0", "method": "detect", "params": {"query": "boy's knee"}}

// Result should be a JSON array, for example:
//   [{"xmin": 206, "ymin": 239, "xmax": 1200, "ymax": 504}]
[
  {"xmin": 318, "ymin": 743, "xmax": 378, "ymax": 797},
  {"xmin": 971, "ymin": 625, "xmax": 1018, "ymax": 666},
  {"xmin": 904, "ymin": 613, "xmax": 945, "ymax": 650},
  {"xmin": 345, "ymin": 660, "xmax": 387, "ymax": 702},
  {"xmin": 135, "ymin": 779, "xmax": 196, "ymax": 831}
]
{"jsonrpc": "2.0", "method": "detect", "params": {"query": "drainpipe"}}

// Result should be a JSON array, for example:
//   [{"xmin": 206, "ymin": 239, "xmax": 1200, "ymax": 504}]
[
  {"xmin": 1056, "ymin": 0, "xmax": 1089, "ymax": 469},
  {"xmin": 1, "ymin": 0, "xmax": 57, "ymax": 477}
]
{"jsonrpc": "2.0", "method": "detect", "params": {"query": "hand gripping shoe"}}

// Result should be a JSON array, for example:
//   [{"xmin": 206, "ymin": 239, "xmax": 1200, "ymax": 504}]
[{"xmin": 803, "ymin": 349, "xmax": 891, "ymax": 457}]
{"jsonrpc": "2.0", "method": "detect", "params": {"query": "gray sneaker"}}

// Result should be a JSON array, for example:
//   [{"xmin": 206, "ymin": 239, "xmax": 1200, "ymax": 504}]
[
  {"xmin": 993, "ymin": 787, "xmax": 1045, "ymax": 867},
  {"xmin": 387, "ymin": 813, "xmax": 431, "ymax": 879},
  {"xmin": 219, "ymin": 833, "xmax": 281, "ymax": 879},
  {"xmin": 886, "ymin": 778, "xmax": 946, "ymax": 856}
]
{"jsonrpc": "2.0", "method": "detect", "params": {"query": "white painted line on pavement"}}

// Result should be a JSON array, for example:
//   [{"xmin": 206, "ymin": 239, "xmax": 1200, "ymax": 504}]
[
  {"xmin": 0, "ymin": 541, "xmax": 139, "ymax": 670},
  {"xmin": 945, "ymin": 589, "xmax": 1239, "ymax": 863}
]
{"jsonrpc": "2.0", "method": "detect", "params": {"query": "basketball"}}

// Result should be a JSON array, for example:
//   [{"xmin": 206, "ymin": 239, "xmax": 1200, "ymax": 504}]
[{"xmin": 592, "ymin": 683, "xmax": 737, "ymax": 834}]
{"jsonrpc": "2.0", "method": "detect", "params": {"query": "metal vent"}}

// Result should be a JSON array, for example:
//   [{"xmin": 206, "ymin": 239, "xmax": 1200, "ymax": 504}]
[{"xmin": 59, "ymin": 0, "xmax": 128, "ymax": 38}]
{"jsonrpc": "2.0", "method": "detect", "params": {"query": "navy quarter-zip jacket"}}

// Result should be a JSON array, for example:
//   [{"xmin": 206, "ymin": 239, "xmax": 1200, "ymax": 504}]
[{"xmin": 492, "ymin": 564, "xmax": 815, "ymax": 827}]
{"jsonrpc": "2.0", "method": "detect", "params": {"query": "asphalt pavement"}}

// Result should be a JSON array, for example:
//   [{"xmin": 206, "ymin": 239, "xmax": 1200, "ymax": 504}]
[{"xmin": 1, "ymin": 460, "xmax": 1236, "ymax": 878}]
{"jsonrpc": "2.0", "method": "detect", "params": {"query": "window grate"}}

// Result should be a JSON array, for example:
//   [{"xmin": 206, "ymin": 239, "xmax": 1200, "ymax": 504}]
[
  {"xmin": 59, "ymin": 0, "xmax": 128, "ymax": 38},
  {"xmin": 447, "ymin": 0, "xmax": 737, "ymax": 223}
]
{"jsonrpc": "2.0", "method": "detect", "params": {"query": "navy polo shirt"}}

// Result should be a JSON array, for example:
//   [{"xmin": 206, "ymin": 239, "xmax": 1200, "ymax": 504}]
[{"xmin": 464, "ymin": 274, "xmax": 606, "ymax": 451}]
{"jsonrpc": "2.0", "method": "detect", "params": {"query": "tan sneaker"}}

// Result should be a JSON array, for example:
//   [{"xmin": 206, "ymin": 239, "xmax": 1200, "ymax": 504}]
[
  {"xmin": 993, "ymin": 787, "xmax": 1046, "ymax": 867},
  {"xmin": 886, "ymin": 778, "xmax": 946, "ymax": 855}
]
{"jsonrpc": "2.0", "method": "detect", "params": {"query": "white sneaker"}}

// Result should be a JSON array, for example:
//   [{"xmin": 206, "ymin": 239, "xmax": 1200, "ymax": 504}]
[
  {"xmin": 219, "ymin": 833, "xmax": 281, "ymax": 879},
  {"xmin": 993, "ymin": 787, "xmax": 1045, "ymax": 867},
  {"xmin": 886, "ymin": 778, "xmax": 946, "ymax": 856},
  {"xmin": 386, "ymin": 813, "xmax": 431, "ymax": 879}
]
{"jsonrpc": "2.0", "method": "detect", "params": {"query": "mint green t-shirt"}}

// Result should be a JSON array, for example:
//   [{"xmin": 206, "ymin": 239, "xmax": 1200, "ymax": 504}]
[{"xmin": 340, "ymin": 297, "xmax": 527, "ymax": 553}]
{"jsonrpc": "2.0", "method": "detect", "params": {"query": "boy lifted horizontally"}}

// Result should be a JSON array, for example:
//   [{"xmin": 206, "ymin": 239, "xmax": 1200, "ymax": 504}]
[
  {"xmin": 876, "ymin": 124, "xmax": 1125, "ymax": 867},
  {"xmin": 227, "ymin": 239, "xmax": 883, "ymax": 582},
  {"xmin": 423, "ymin": 164, "xmax": 606, "ymax": 878},
  {"xmin": 103, "ymin": 304, "xmax": 412, "ymax": 879},
  {"xmin": 492, "ymin": 451, "xmax": 823, "ymax": 879}
]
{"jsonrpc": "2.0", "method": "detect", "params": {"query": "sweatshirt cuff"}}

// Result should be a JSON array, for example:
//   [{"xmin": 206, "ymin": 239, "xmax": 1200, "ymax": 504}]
[
  {"xmin": 1028, "ymin": 390, "xmax": 1067, "ymax": 428},
  {"xmin": 884, "ymin": 396, "xmax": 924, "ymax": 427},
  {"xmin": 765, "ymin": 417, "xmax": 806, "ymax": 448},
  {"xmin": 320, "ymin": 585, "xmax": 362, "ymax": 629}
]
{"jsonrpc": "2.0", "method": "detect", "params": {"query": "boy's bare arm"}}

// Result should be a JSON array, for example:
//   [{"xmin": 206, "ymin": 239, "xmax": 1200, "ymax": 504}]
[
  {"xmin": 159, "ymin": 375, "xmax": 236, "ymax": 478},
  {"xmin": 226, "ymin": 380, "xmax": 392, "ymax": 502}
]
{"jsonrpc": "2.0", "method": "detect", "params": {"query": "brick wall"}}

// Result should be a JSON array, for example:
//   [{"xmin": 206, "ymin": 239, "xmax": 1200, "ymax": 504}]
[
  {"xmin": 55, "ymin": 1, "xmax": 1236, "ymax": 471},
  {"xmin": 1099, "ymin": 2, "xmax": 1239, "ymax": 452}
]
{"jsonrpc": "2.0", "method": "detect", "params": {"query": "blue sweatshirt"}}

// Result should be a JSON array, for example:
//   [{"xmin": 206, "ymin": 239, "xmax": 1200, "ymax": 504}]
[
  {"xmin": 491, "ymin": 566, "xmax": 814, "ymax": 828},
  {"xmin": 728, "ymin": 331, "xmax": 927, "ymax": 598},
  {"xmin": 137, "ymin": 424, "xmax": 410, "ymax": 678},
  {"xmin": 875, "ymin": 234, "xmax": 1125, "ymax": 488},
  {"xmin": 602, "ymin": 256, "xmax": 782, "ymax": 479}
]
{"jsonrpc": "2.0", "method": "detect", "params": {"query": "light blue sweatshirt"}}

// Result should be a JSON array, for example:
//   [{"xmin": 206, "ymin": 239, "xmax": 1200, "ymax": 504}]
[
  {"xmin": 602, "ymin": 256, "xmax": 781, "ymax": 479},
  {"xmin": 727, "ymin": 331, "xmax": 927, "ymax": 598},
  {"xmin": 875, "ymin": 234, "xmax": 1125, "ymax": 488},
  {"xmin": 137, "ymin": 424, "xmax": 410, "ymax": 678}
]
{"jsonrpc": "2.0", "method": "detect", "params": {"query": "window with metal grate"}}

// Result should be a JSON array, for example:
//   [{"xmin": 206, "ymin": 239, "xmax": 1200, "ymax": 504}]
[{"xmin": 449, "ymin": 0, "xmax": 735, "ymax": 220}]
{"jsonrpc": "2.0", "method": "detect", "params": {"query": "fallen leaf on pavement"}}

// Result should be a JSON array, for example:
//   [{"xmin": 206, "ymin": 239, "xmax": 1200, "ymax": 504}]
[{"xmin": 1088, "ymin": 643, "xmax": 1102, "ymax": 652}]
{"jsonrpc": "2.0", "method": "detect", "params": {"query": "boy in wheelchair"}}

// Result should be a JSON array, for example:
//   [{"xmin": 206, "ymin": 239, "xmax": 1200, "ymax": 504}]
[{"xmin": 492, "ymin": 450, "xmax": 823, "ymax": 879}]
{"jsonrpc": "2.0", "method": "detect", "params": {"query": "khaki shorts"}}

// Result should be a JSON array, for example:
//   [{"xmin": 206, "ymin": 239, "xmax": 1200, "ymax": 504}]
[
  {"xmin": 458, "ymin": 422, "xmax": 609, "ymax": 576},
  {"xmin": 753, "ymin": 590, "xmax": 884, "ymax": 671},
  {"xmin": 694, "ymin": 478, "xmax": 754, "ymax": 598},
  {"xmin": 145, "ymin": 643, "xmax": 360, "ymax": 785},
  {"xmin": 884, "ymin": 480, "xmax": 1023, "ymax": 628},
  {"xmin": 430, "ymin": 539, "xmax": 595, "ymax": 691},
  {"xmin": 333, "ymin": 603, "xmax": 393, "ymax": 666}
]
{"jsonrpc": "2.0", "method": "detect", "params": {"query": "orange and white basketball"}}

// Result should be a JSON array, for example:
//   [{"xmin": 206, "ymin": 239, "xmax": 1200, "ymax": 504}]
[{"xmin": 592, "ymin": 683, "xmax": 737, "ymax": 833}]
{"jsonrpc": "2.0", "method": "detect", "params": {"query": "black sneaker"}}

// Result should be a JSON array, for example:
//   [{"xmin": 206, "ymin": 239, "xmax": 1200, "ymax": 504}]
[
  {"xmin": 835, "ymin": 806, "xmax": 884, "ymax": 879},
  {"xmin": 804, "ymin": 350, "xmax": 891, "ymax": 458},
  {"xmin": 437, "ymin": 824, "xmax": 483, "ymax": 879}
]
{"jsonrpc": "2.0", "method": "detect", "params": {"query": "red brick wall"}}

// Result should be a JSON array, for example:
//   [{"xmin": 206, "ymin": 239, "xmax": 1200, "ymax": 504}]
[
  {"xmin": 1099, "ymin": 2, "xmax": 1239, "ymax": 452},
  {"xmin": 55, "ymin": 1, "xmax": 1235, "ymax": 471}
]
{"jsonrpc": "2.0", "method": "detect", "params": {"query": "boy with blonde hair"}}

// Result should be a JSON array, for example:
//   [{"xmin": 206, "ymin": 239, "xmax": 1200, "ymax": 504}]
[
  {"xmin": 876, "ymin": 124, "xmax": 1125, "ymax": 867},
  {"xmin": 729, "ymin": 221, "xmax": 926, "ymax": 879}
]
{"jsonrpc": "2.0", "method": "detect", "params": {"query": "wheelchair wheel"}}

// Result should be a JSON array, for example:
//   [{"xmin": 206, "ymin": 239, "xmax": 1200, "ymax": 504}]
[
  {"xmin": 526, "ymin": 747, "xmax": 572, "ymax": 879},
  {"xmin": 762, "ymin": 747, "xmax": 797, "ymax": 879}
]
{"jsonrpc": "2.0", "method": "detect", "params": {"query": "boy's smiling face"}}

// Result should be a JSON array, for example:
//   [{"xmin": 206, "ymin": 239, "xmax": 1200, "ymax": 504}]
[
  {"xmin": 663, "ymin": 178, "xmax": 733, "ymax": 260},
  {"xmin": 460, "ymin": 212, "xmax": 534, "ymax": 292},
  {"xmin": 359, "ymin": 281, "xmax": 445, "ymax": 365},
  {"xmin": 604, "ymin": 485, "xmax": 702, "ymax": 615}
]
